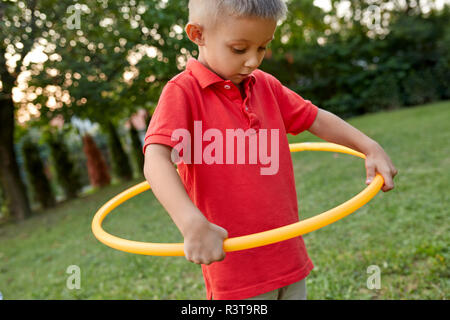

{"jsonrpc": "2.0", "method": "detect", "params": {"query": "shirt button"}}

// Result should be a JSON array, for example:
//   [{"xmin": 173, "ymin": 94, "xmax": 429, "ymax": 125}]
[
  {"xmin": 245, "ymin": 106, "xmax": 249, "ymax": 111},
  {"xmin": 224, "ymin": 84, "xmax": 231, "ymax": 89}
]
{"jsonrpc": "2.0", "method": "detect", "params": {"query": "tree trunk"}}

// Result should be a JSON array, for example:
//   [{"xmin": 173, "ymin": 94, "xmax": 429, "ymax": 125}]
[
  {"xmin": 21, "ymin": 136, "xmax": 56, "ymax": 210},
  {"xmin": 104, "ymin": 120, "xmax": 133, "ymax": 181},
  {"xmin": 47, "ymin": 130, "xmax": 82, "ymax": 200},
  {"xmin": 0, "ymin": 96, "xmax": 32, "ymax": 221},
  {"xmin": 129, "ymin": 124, "xmax": 144, "ymax": 178}
]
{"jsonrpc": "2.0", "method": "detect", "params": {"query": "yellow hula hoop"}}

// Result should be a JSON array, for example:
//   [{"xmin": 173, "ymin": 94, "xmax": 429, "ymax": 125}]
[{"xmin": 92, "ymin": 142, "xmax": 384, "ymax": 256}]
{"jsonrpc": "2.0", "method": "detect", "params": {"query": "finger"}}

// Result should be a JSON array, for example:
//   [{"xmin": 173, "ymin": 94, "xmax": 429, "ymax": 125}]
[
  {"xmin": 215, "ymin": 249, "xmax": 226, "ymax": 262},
  {"xmin": 392, "ymin": 167, "xmax": 399, "ymax": 177},
  {"xmin": 219, "ymin": 226, "xmax": 228, "ymax": 239},
  {"xmin": 192, "ymin": 257, "xmax": 204, "ymax": 265},
  {"xmin": 365, "ymin": 162, "xmax": 376, "ymax": 185},
  {"xmin": 186, "ymin": 256, "xmax": 199, "ymax": 264},
  {"xmin": 202, "ymin": 255, "xmax": 219, "ymax": 265},
  {"xmin": 212, "ymin": 224, "xmax": 228, "ymax": 239},
  {"xmin": 219, "ymin": 251, "xmax": 226, "ymax": 261},
  {"xmin": 204, "ymin": 253, "xmax": 225, "ymax": 265},
  {"xmin": 185, "ymin": 250, "xmax": 202, "ymax": 264},
  {"xmin": 186, "ymin": 254, "xmax": 197, "ymax": 264},
  {"xmin": 381, "ymin": 172, "xmax": 395, "ymax": 192},
  {"xmin": 184, "ymin": 246, "xmax": 194, "ymax": 262}
]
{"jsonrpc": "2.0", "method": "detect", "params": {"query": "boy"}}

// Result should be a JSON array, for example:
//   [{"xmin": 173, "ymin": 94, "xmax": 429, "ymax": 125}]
[{"xmin": 143, "ymin": 0, "xmax": 397, "ymax": 300}]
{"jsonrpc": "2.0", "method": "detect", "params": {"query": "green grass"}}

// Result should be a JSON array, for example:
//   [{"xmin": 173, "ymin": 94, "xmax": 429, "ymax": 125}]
[{"xmin": 1, "ymin": 101, "xmax": 449, "ymax": 299}]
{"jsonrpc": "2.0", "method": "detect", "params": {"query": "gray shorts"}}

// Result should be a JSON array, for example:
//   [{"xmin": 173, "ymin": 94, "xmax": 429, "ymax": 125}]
[{"xmin": 244, "ymin": 278, "xmax": 307, "ymax": 300}]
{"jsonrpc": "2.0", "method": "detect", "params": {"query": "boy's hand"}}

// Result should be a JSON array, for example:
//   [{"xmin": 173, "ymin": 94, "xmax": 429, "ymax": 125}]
[
  {"xmin": 364, "ymin": 143, "xmax": 398, "ymax": 192},
  {"xmin": 183, "ymin": 215, "xmax": 228, "ymax": 265}
]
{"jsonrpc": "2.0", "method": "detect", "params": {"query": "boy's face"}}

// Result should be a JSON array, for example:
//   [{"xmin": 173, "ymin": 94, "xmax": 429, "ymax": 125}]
[{"xmin": 186, "ymin": 16, "xmax": 277, "ymax": 87}]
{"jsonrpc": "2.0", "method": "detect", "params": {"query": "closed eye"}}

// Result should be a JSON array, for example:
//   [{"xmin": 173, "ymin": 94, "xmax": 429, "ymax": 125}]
[
  {"xmin": 232, "ymin": 48, "xmax": 246, "ymax": 54},
  {"xmin": 232, "ymin": 47, "xmax": 267, "ymax": 54}
]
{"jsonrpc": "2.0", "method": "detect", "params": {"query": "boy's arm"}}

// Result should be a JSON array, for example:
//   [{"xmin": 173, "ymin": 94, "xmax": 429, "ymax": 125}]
[
  {"xmin": 143, "ymin": 143, "xmax": 228, "ymax": 264},
  {"xmin": 307, "ymin": 108, "xmax": 398, "ymax": 192}
]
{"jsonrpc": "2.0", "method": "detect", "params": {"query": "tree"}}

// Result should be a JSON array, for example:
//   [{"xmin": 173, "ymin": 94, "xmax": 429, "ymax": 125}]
[
  {"xmin": 104, "ymin": 120, "xmax": 133, "ymax": 181},
  {"xmin": 0, "ymin": 0, "xmax": 193, "ymax": 220},
  {"xmin": 21, "ymin": 135, "xmax": 55, "ymax": 209},
  {"xmin": 28, "ymin": 0, "xmax": 194, "ymax": 181},
  {"xmin": 0, "ymin": 0, "xmax": 64, "ymax": 220},
  {"xmin": 129, "ymin": 123, "xmax": 144, "ymax": 178},
  {"xmin": 42, "ymin": 126, "xmax": 82, "ymax": 199}
]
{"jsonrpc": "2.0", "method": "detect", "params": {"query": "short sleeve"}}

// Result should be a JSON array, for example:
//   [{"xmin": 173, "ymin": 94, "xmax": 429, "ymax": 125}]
[
  {"xmin": 142, "ymin": 82, "xmax": 192, "ymax": 155},
  {"xmin": 271, "ymin": 77, "xmax": 319, "ymax": 135}
]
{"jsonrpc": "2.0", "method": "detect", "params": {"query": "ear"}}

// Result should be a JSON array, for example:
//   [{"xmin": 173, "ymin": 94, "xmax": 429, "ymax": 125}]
[{"xmin": 185, "ymin": 22, "xmax": 205, "ymax": 46}]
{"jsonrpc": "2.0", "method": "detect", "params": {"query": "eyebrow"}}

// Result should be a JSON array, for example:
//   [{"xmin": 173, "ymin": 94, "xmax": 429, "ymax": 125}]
[{"xmin": 228, "ymin": 36, "xmax": 274, "ymax": 43}]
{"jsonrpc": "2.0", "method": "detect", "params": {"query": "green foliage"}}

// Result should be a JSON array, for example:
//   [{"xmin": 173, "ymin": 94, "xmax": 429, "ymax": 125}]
[
  {"xmin": 20, "ymin": 135, "xmax": 56, "ymax": 210},
  {"xmin": 263, "ymin": 4, "xmax": 450, "ymax": 118},
  {"xmin": 6, "ymin": 0, "xmax": 447, "ymax": 126},
  {"xmin": 0, "ymin": 184, "xmax": 9, "ymax": 221},
  {"xmin": 3, "ymin": 0, "xmax": 448, "ymax": 124},
  {"xmin": 27, "ymin": 0, "xmax": 193, "ymax": 126},
  {"xmin": 359, "ymin": 72, "xmax": 403, "ymax": 113},
  {"xmin": 103, "ymin": 121, "xmax": 133, "ymax": 182},
  {"xmin": 41, "ymin": 126, "xmax": 83, "ymax": 200}
]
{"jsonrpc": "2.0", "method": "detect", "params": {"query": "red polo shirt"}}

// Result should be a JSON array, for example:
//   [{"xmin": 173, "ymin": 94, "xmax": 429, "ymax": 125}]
[{"xmin": 143, "ymin": 57, "xmax": 318, "ymax": 300}]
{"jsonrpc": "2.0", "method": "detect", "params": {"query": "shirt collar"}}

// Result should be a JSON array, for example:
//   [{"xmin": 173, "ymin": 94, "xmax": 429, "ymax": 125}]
[{"xmin": 186, "ymin": 57, "xmax": 256, "ymax": 89}]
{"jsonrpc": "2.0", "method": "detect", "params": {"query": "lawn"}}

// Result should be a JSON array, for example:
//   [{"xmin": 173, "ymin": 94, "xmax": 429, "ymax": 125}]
[{"xmin": 0, "ymin": 101, "xmax": 448, "ymax": 299}]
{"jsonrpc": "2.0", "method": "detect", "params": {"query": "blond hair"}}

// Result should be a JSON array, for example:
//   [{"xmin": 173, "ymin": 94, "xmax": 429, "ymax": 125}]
[{"xmin": 188, "ymin": 0, "xmax": 287, "ymax": 30}]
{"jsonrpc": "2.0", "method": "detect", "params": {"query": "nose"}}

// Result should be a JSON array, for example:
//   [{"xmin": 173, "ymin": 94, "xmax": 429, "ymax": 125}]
[{"xmin": 244, "ymin": 54, "xmax": 260, "ymax": 69}]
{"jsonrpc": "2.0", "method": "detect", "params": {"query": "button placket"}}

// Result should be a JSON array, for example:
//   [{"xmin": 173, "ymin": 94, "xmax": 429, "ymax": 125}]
[
  {"xmin": 221, "ymin": 82, "xmax": 242, "ymax": 103},
  {"xmin": 243, "ymin": 91, "xmax": 251, "ymax": 112},
  {"xmin": 244, "ymin": 90, "xmax": 259, "ymax": 130}
]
